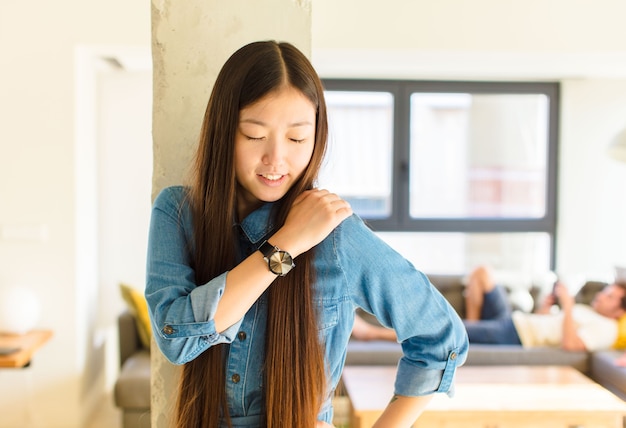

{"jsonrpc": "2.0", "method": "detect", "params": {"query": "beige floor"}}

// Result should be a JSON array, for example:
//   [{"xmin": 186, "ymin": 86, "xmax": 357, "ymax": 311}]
[{"xmin": 87, "ymin": 393, "xmax": 122, "ymax": 428}]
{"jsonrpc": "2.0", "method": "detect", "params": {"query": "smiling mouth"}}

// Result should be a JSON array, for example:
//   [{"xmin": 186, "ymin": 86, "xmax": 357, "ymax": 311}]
[{"xmin": 260, "ymin": 173, "xmax": 284, "ymax": 181}]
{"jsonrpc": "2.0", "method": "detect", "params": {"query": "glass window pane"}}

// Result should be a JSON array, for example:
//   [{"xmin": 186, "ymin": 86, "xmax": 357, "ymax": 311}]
[
  {"xmin": 319, "ymin": 91, "xmax": 394, "ymax": 219},
  {"xmin": 409, "ymin": 93, "xmax": 549, "ymax": 219},
  {"xmin": 377, "ymin": 231, "xmax": 551, "ymax": 278}
]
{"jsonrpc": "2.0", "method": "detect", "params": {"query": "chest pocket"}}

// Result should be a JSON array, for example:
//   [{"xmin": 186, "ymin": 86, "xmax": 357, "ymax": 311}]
[{"xmin": 316, "ymin": 298, "xmax": 339, "ymax": 332}]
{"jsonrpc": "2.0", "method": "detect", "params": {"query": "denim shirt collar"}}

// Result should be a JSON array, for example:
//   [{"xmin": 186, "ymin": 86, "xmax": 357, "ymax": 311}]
[{"xmin": 236, "ymin": 203, "xmax": 276, "ymax": 245}]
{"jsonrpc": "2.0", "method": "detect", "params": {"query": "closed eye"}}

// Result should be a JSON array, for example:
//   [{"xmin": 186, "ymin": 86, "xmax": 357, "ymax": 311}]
[
  {"xmin": 290, "ymin": 138, "xmax": 306, "ymax": 143},
  {"xmin": 246, "ymin": 135, "xmax": 266, "ymax": 141}
]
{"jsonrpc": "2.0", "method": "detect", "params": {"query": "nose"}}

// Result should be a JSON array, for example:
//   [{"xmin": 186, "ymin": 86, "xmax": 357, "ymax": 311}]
[{"xmin": 262, "ymin": 139, "xmax": 286, "ymax": 166}]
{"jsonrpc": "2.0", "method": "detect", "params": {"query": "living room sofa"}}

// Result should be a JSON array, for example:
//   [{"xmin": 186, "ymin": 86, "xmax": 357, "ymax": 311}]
[
  {"xmin": 113, "ymin": 274, "xmax": 626, "ymax": 428},
  {"xmin": 114, "ymin": 311, "xmax": 151, "ymax": 428},
  {"xmin": 346, "ymin": 274, "xmax": 626, "ymax": 399}
]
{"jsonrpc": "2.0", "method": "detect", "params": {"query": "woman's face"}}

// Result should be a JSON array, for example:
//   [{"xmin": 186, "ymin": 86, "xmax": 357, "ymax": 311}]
[{"xmin": 235, "ymin": 85, "xmax": 316, "ymax": 219}]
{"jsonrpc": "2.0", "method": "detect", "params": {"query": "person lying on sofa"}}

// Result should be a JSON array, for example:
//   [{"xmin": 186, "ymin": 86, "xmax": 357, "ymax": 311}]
[{"xmin": 352, "ymin": 265, "xmax": 626, "ymax": 353}]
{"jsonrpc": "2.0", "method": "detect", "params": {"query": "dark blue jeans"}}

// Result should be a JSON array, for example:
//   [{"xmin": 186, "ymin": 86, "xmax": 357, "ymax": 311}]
[{"xmin": 462, "ymin": 285, "xmax": 522, "ymax": 345}]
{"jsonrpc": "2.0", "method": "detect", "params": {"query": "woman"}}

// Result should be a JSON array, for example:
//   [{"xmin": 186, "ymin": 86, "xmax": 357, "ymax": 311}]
[{"xmin": 146, "ymin": 40, "xmax": 468, "ymax": 428}]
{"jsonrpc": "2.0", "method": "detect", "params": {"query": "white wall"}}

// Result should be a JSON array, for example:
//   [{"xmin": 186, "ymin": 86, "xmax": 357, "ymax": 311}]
[
  {"xmin": 0, "ymin": 2, "xmax": 150, "ymax": 427},
  {"xmin": 97, "ymin": 67, "xmax": 153, "ymax": 329},
  {"xmin": 313, "ymin": 0, "xmax": 626, "ymax": 53},
  {"xmin": 558, "ymin": 79, "xmax": 626, "ymax": 279},
  {"xmin": 312, "ymin": 0, "xmax": 626, "ymax": 79}
]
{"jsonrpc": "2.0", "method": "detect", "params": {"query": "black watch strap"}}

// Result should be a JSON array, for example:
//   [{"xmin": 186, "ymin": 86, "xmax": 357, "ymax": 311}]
[{"xmin": 259, "ymin": 240, "xmax": 277, "ymax": 259}]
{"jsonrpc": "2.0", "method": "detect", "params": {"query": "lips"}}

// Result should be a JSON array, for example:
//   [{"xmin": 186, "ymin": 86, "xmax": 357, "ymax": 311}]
[{"xmin": 258, "ymin": 173, "xmax": 287, "ymax": 187}]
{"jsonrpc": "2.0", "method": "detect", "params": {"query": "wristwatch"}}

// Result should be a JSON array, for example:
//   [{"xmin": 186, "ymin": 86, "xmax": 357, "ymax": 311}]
[{"xmin": 258, "ymin": 240, "xmax": 295, "ymax": 276}]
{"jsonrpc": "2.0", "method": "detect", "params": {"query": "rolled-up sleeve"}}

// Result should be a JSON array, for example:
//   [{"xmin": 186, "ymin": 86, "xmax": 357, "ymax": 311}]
[
  {"xmin": 145, "ymin": 187, "xmax": 243, "ymax": 365},
  {"xmin": 395, "ymin": 347, "xmax": 463, "ymax": 397}
]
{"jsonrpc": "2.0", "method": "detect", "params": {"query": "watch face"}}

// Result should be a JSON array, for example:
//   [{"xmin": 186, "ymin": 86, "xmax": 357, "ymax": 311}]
[{"xmin": 269, "ymin": 251, "xmax": 294, "ymax": 276}]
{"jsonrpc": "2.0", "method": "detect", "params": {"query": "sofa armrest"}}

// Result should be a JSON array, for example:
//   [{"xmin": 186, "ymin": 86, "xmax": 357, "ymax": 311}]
[{"xmin": 119, "ymin": 310, "xmax": 142, "ymax": 366}]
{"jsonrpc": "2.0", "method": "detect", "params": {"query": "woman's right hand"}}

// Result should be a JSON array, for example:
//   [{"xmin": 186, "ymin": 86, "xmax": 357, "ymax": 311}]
[{"xmin": 272, "ymin": 189, "xmax": 352, "ymax": 258}]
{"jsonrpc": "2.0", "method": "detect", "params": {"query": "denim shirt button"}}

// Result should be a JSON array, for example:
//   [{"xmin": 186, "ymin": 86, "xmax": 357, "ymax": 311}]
[
  {"xmin": 449, "ymin": 351, "xmax": 457, "ymax": 360},
  {"xmin": 163, "ymin": 325, "xmax": 175, "ymax": 335},
  {"xmin": 232, "ymin": 373, "xmax": 241, "ymax": 383},
  {"xmin": 238, "ymin": 331, "xmax": 247, "ymax": 341}
]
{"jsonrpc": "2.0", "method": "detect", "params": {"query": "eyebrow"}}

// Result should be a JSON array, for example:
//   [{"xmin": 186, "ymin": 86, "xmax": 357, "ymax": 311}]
[{"xmin": 239, "ymin": 118, "xmax": 314, "ymax": 127}]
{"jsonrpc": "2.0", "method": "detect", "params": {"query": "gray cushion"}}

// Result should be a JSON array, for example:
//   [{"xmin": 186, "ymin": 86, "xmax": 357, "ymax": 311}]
[
  {"xmin": 427, "ymin": 274, "xmax": 467, "ymax": 318},
  {"xmin": 345, "ymin": 340, "xmax": 402, "ymax": 365},
  {"xmin": 345, "ymin": 341, "xmax": 591, "ymax": 375},
  {"xmin": 114, "ymin": 350, "xmax": 151, "ymax": 409},
  {"xmin": 119, "ymin": 310, "xmax": 143, "ymax": 366},
  {"xmin": 467, "ymin": 344, "xmax": 590, "ymax": 373}
]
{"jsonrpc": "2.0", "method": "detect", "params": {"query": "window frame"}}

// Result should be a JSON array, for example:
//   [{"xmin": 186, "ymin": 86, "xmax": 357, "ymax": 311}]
[{"xmin": 322, "ymin": 79, "xmax": 560, "ymax": 268}]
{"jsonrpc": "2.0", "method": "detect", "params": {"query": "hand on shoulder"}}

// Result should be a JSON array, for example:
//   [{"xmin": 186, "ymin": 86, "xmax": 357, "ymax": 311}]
[{"xmin": 275, "ymin": 189, "xmax": 352, "ymax": 257}]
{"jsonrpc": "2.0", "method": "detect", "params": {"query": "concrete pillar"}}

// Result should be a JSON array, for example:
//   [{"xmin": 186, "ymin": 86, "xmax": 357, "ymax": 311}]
[{"xmin": 150, "ymin": 1, "xmax": 312, "ymax": 425}]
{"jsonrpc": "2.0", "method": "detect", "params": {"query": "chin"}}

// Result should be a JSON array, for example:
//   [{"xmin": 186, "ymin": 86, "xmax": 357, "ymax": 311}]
[
  {"xmin": 258, "ymin": 188, "xmax": 291, "ymax": 202},
  {"xmin": 256, "ymin": 193, "xmax": 286, "ymax": 204}
]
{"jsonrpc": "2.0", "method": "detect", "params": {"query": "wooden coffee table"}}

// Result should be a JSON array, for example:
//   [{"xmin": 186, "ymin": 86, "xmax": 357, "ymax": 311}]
[{"xmin": 341, "ymin": 365, "xmax": 626, "ymax": 428}]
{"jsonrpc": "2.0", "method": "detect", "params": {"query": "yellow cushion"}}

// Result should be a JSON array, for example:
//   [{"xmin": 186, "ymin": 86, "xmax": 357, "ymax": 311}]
[
  {"xmin": 613, "ymin": 314, "xmax": 626, "ymax": 349},
  {"xmin": 120, "ymin": 283, "xmax": 152, "ymax": 349}
]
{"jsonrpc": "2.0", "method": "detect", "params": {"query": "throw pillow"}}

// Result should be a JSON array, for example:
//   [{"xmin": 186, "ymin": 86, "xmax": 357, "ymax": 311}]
[{"xmin": 120, "ymin": 283, "xmax": 152, "ymax": 349}]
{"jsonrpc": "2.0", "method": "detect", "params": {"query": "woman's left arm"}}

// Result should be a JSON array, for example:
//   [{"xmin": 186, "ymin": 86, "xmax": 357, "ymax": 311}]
[
  {"xmin": 373, "ymin": 394, "xmax": 434, "ymax": 428},
  {"xmin": 335, "ymin": 215, "xmax": 468, "ymax": 404}
]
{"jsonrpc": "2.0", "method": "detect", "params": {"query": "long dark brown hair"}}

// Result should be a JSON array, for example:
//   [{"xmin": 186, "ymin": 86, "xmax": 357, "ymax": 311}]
[{"xmin": 177, "ymin": 41, "xmax": 329, "ymax": 427}]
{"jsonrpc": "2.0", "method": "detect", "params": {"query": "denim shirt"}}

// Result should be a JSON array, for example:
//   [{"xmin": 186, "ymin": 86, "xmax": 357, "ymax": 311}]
[{"xmin": 146, "ymin": 186, "xmax": 469, "ymax": 426}]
